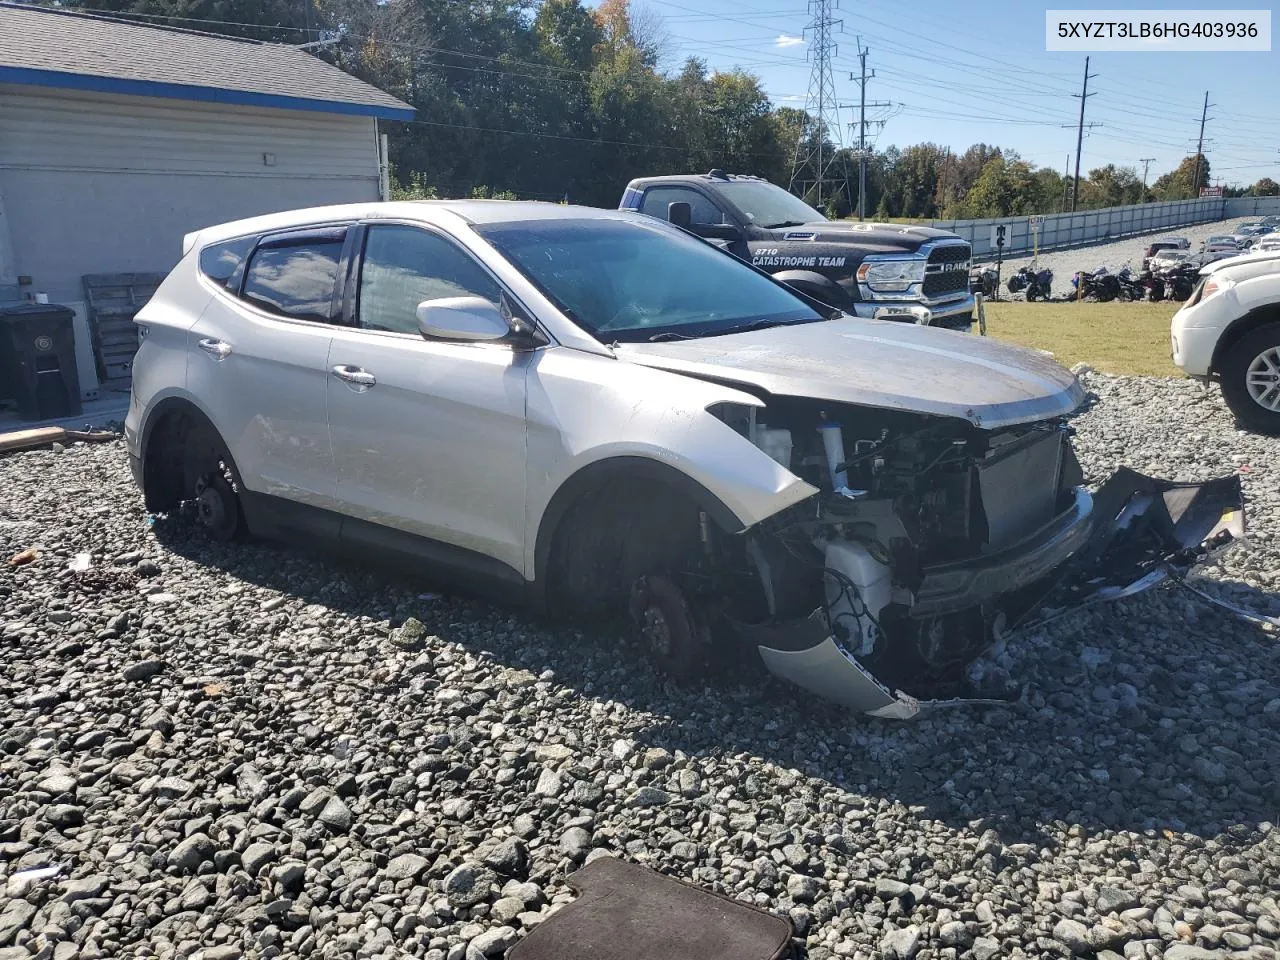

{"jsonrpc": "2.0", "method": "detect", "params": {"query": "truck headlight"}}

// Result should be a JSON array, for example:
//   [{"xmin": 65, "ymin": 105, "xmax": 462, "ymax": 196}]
[
  {"xmin": 1200, "ymin": 275, "xmax": 1235, "ymax": 300},
  {"xmin": 856, "ymin": 259, "xmax": 926, "ymax": 292}
]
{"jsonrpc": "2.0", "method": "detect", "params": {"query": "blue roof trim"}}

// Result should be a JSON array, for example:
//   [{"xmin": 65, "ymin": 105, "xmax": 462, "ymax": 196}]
[{"xmin": 0, "ymin": 65, "xmax": 415, "ymax": 120}]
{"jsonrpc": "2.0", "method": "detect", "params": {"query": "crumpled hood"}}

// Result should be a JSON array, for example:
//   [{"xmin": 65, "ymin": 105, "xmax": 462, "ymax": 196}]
[
  {"xmin": 776, "ymin": 221, "xmax": 961, "ymax": 253},
  {"xmin": 616, "ymin": 316, "xmax": 1085, "ymax": 428}
]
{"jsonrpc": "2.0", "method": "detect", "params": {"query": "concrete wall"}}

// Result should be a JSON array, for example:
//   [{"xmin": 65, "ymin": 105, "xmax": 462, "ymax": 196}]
[
  {"xmin": 920, "ymin": 195, "xmax": 1280, "ymax": 260},
  {"xmin": 0, "ymin": 83, "xmax": 381, "ymax": 303}
]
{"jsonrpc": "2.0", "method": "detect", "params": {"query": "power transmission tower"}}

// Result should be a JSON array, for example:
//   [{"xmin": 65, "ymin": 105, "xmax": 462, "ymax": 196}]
[
  {"xmin": 789, "ymin": 0, "xmax": 850, "ymax": 211},
  {"xmin": 1138, "ymin": 157, "xmax": 1156, "ymax": 198},
  {"xmin": 1070, "ymin": 56, "xmax": 1098, "ymax": 212},
  {"xmin": 1192, "ymin": 91, "xmax": 1215, "ymax": 198},
  {"xmin": 849, "ymin": 39, "xmax": 891, "ymax": 220}
]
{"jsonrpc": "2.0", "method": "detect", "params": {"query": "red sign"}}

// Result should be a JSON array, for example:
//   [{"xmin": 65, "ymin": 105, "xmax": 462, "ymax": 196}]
[{"xmin": 1200, "ymin": 186, "xmax": 1224, "ymax": 198}]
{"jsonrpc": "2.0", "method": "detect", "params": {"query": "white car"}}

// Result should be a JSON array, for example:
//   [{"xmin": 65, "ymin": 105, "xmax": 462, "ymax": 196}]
[
  {"xmin": 126, "ymin": 201, "xmax": 1241, "ymax": 715},
  {"xmin": 1171, "ymin": 249, "xmax": 1280, "ymax": 433}
]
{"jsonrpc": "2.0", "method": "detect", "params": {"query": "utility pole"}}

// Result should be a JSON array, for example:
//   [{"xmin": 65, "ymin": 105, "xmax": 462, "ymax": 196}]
[
  {"xmin": 1061, "ymin": 154, "xmax": 1071, "ymax": 212},
  {"xmin": 1138, "ymin": 157, "xmax": 1156, "ymax": 198},
  {"xmin": 1070, "ymin": 56, "xmax": 1097, "ymax": 212},
  {"xmin": 849, "ymin": 40, "xmax": 891, "ymax": 220},
  {"xmin": 1192, "ymin": 91, "xmax": 1214, "ymax": 198}
]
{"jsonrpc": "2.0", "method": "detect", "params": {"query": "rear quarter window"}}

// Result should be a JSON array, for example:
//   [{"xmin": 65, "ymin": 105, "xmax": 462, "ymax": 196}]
[{"xmin": 198, "ymin": 236, "xmax": 256, "ymax": 292}]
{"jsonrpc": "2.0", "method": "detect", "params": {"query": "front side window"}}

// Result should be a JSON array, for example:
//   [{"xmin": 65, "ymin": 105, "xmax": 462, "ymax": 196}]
[
  {"xmin": 358, "ymin": 225, "xmax": 502, "ymax": 334},
  {"xmin": 477, "ymin": 217, "xmax": 823, "ymax": 343},
  {"xmin": 241, "ymin": 228, "xmax": 346, "ymax": 323},
  {"xmin": 639, "ymin": 187, "xmax": 728, "ymax": 226}
]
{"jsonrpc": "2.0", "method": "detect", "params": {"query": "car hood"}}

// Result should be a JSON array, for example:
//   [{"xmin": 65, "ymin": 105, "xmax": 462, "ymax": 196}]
[
  {"xmin": 771, "ymin": 220, "xmax": 962, "ymax": 253},
  {"xmin": 616, "ymin": 316, "xmax": 1085, "ymax": 428}
]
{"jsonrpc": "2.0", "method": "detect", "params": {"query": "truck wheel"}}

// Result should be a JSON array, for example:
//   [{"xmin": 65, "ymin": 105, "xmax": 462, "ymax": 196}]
[{"xmin": 1220, "ymin": 322, "xmax": 1280, "ymax": 436}]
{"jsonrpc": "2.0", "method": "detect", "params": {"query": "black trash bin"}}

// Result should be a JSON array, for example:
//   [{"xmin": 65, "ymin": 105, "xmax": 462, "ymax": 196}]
[{"xmin": 0, "ymin": 303, "xmax": 83, "ymax": 421}]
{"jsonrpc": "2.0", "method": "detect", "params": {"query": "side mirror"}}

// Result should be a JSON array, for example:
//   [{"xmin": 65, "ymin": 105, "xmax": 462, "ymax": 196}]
[
  {"xmin": 667, "ymin": 201, "xmax": 692, "ymax": 228},
  {"xmin": 416, "ymin": 296, "xmax": 511, "ymax": 343}
]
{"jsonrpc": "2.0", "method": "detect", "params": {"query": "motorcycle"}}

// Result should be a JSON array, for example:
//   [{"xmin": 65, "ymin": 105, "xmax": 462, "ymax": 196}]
[
  {"xmin": 1114, "ymin": 266, "xmax": 1147, "ymax": 302},
  {"xmin": 1132, "ymin": 268, "xmax": 1166, "ymax": 302},
  {"xmin": 1071, "ymin": 266, "xmax": 1120, "ymax": 302},
  {"xmin": 1162, "ymin": 261, "xmax": 1199, "ymax": 302},
  {"xmin": 969, "ymin": 265, "xmax": 999, "ymax": 299},
  {"xmin": 1007, "ymin": 265, "xmax": 1054, "ymax": 301}
]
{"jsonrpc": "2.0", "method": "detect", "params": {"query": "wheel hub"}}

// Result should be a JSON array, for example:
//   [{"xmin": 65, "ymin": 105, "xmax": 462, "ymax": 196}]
[
  {"xmin": 1245, "ymin": 346, "xmax": 1280, "ymax": 412},
  {"xmin": 641, "ymin": 606, "xmax": 673, "ymax": 657},
  {"xmin": 193, "ymin": 472, "xmax": 231, "ymax": 534}
]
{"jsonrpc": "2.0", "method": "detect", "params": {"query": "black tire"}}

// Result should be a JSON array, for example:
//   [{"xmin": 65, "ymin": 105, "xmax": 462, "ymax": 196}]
[
  {"xmin": 178, "ymin": 418, "xmax": 246, "ymax": 541},
  {"xmin": 628, "ymin": 574, "xmax": 708, "ymax": 682},
  {"xmin": 1219, "ymin": 322, "xmax": 1280, "ymax": 436}
]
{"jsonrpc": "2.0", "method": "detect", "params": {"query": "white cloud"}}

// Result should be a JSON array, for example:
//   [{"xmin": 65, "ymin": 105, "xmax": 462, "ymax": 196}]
[{"xmin": 775, "ymin": 34, "xmax": 804, "ymax": 48}]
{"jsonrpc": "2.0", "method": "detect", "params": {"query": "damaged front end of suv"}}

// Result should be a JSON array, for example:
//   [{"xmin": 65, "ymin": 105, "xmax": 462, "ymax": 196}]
[{"xmin": 619, "ymin": 325, "xmax": 1244, "ymax": 717}]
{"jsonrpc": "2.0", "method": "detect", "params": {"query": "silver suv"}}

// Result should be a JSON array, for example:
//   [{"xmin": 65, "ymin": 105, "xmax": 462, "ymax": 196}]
[{"xmin": 126, "ymin": 201, "xmax": 1242, "ymax": 715}]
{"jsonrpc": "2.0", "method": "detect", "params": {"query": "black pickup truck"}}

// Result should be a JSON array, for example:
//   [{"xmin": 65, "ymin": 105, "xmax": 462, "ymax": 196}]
[{"xmin": 619, "ymin": 170, "xmax": 976, "ymax": 330}]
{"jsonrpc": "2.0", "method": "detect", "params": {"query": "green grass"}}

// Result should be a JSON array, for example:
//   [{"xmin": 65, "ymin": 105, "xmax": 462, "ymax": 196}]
[{"xmin": 982, "ymin": 299, "xmax": 1183, "ymax": 377}]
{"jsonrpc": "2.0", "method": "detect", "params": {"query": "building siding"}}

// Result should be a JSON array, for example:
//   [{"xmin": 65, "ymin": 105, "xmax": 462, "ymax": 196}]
[{"xmin": 0, "ymin": 83, "xmax": 381, "ymax": 302}]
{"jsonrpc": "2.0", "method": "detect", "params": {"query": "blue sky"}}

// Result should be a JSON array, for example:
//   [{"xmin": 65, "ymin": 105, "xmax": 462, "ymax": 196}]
[{"xmin": 638, "ymin": 0, "xmax": 1279, "ymax": 186}]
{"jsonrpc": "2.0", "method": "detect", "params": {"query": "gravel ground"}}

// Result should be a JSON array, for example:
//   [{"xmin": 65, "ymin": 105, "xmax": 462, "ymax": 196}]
[
  {"xmin": 1, "ymin": 374, "xmax": 1278, "ymax": 960},
  {"xmin": 983, "ymin": 218, "xmax": 1260, "ymax": 299}
]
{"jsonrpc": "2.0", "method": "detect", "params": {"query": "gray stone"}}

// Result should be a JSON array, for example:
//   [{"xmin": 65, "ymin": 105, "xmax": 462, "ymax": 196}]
[
  {"xmin": 490, "ymin": 897, "xmax": 524, "ymax": 924},
  {"xmin": 939, "ymin": 920, "xmax": 972, "ymax": 947},
  {"xmin": 241, "ymin": 841, "xmax": 276, "ymax": 875},
  {"xmin": 479, "ymin": 836, "xmax": 526, "ymax": 876},
  {"xmin": 626, "ymin": 786, "xmax": 670, "ymax": 808},
  {"xmin": 876, "ymin": 878, "xmax": 911, "ymax": 900},
  {"xmin": 168, "ymin": 833, "xmax": 214, "ymax": 873},
  {"xmin": 1163, "ymin": 947, "xmax": 1229, "ymax": 960},
  {"xmin": 444, "ymin": 864, "xmax": 497, "ymax": 908},
  {"xmin": 122, "ymin": 659, "xmax": 166, "ymax": 681},
  {"xmin": 560, "ymin": 827, "xmax": 592, "ymax": 861},
  {"xmin": 786, "ymin": 874, "xmax": 819, "ymax": 903},
  {"xmin": 468, "ymin": 926, "xmax": 516, "ymax": 957},
  {"xmin": 317, "ymin": 795, "xmax": 353, "ymax": 832},
  {"xmin": 1053, "ymin": 918, "xmax": 1091, "ymax": 954},
  {"xmin": 1097, "ymin": 886, "xmax": 1140, "ymax": 915},
  {"xmin": 0, "ymin": 900, "xmax": 37, "ymax": 946},
  {"xmin": 533, "ymin": 768, "xmax": 562, "ymax": 798},
  {"xmin": 880, "ymin": 924, "xmax": 921, "ymax": 960},
  {"xmin": 973, "ymin": 937, "xmax": 1001, "ymax": 960},
  {"xmin": 386, "ymin": 854, "xmax": 431, "ymax": 882}
]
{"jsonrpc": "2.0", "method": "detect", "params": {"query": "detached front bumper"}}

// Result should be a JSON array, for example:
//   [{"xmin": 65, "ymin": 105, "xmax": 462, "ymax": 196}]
[
  {"xmin": 850, "ymin": 292, "xmax": 977, "ymax": 331},
  {"xmin": 741, "ymin": 469, "xmax": 1245, "ymax": 718}
]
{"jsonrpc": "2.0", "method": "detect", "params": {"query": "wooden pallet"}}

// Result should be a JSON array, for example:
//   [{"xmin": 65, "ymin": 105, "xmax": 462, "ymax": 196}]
[{"xmin": 81, "ymin": 272, "xmax": 165, "ymax": 384}]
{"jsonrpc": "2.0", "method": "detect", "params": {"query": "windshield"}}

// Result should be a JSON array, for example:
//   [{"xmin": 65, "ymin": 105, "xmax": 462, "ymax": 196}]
[
  {"xmin": 716, "ymin": 181, "xmax": 827, "ymax": 228},
  {"xmin": 477, "ymin": 217, "xmax": 823, "ymax": 343},
  {"xmin": 1208, "ymin": 236, "xmax": 1235, "ymax": 244}
]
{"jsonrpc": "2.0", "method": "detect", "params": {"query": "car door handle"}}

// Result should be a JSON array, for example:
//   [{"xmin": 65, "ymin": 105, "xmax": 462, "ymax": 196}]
[
  {"xmin": 331, "ymin": 364, "xmax": 377, "ymax": 388},
  {"xmin": 198, "ymin": 338, "xmax": 233, "ymax": 360}
]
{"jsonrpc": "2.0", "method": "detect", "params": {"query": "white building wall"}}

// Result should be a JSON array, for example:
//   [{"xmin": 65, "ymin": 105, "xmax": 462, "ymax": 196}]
[{"xmin": 0, "ymin": 83, "xmax": 382, "ymax": 302}]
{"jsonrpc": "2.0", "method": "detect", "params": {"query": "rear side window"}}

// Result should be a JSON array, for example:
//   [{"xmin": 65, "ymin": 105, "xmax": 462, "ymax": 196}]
[
  {"xmin": 199, "ymin": 236, "xmax": 255, "ymax": 292},
  {"xmin": 242, "ymin": 228, "xmax": 347, "ymax": 323}
]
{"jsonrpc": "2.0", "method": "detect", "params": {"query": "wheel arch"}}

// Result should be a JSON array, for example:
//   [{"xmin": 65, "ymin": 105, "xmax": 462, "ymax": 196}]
[
  {"xmin": 137, "ymin": 394, "xmax": 240, "ymax": 513},
  {"xmin": 771, "ymin": 269, "xmax": 850, "ymax": 310},
  {"xmin": 1210, "ymin": 303, "xmax": 1280, "ymax": 375},
  {"xmin": 531, "ymin": 455, "xmax": 748, "ymax": 608}
]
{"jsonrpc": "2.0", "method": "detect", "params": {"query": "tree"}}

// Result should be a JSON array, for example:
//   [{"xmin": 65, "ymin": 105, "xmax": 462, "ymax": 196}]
[
  {"xmin": 534, "ymin": 0, "xmax": 603, "ymax": 70},
  {"xmin": 1151, "ymin": 154, "xmax": 1211, "ymax": 201},
  {"xmin": 1247, "ymin": 177, "xmax": 1280, "ymax": 197}
]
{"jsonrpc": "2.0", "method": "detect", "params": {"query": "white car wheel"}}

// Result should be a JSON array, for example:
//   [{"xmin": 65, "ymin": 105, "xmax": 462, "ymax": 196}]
[{"xmin": 1245, "ymin": 346, "xmax": 1280, "ymax": 412}]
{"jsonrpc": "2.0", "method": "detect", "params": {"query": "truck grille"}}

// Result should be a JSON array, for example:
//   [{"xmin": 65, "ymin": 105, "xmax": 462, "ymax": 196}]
[{"xmin": 923, "ymin": 243, "xmax": 971, "ymax": 297}]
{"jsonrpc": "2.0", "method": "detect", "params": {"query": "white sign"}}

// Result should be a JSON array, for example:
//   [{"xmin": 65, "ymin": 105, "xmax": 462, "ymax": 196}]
[
  {"xmin": 1046, "ymin": 10, "xmax": 1270, "ymax": 52},
  {"xmin": 990, "ymin": 224, "xmax": 1008, "ymax": 248}
]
